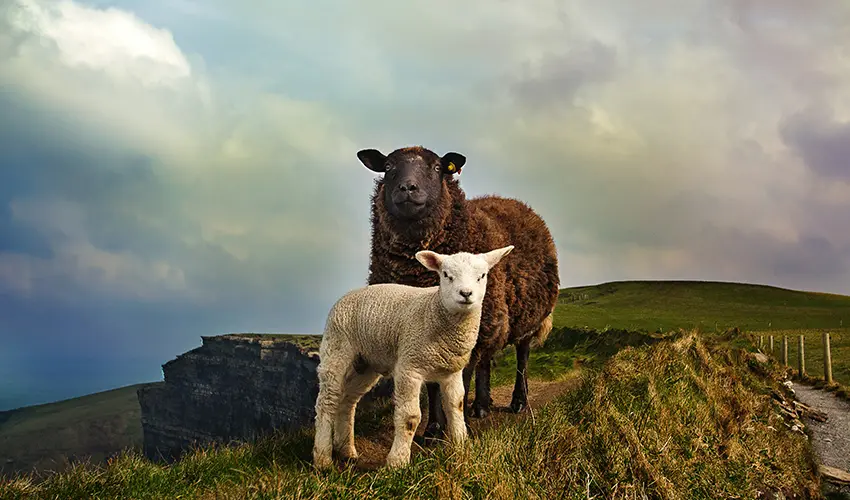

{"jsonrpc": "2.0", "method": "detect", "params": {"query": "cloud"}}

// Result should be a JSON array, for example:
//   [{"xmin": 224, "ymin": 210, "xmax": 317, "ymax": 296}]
[
  {"xmin": 780, "ymin": 106, "xmax": 850, "ymax": 181},
  {"xmin": 2, "ymin": 0, "xmax": 850, "ymax": 407}
]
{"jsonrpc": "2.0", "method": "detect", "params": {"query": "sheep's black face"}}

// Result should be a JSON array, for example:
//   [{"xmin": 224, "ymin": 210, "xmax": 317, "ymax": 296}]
[{"xmin": 357, "ymin": 146, "xmax": 466, "ymax": 221}]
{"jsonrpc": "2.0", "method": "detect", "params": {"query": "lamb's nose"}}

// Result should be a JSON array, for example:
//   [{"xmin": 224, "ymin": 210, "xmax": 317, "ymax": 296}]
[
  {"xmin": 399, "ymin": 181, "xmax": 418, "ymax": 192},
  {"xmin": 459, "ymin": 290, "xmax": 472, "ymax": 299}
]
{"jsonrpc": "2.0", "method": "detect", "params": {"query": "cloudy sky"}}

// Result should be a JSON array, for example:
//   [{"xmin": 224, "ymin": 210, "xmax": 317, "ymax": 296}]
[{"xmin": 1, "ymin": 0, "xmax": 849, "ymax": 410}]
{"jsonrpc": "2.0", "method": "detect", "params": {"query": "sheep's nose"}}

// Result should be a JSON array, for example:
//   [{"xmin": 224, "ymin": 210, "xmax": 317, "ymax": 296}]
[
  {"xmin": 459, "ymin": 290, "xmax": 472, "ymax": 299},
  {"xmin": 398, "ymin": 181, "xmax": 418, "ymax": 192}
]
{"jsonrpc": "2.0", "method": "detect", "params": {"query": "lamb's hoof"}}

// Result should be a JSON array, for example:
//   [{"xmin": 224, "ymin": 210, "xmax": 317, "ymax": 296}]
[
  {"xmin": 385, "ymin": 454, "xmax": 410, "ymax": 469},
  {"xmin": 470, "ymin": 404, "xmax": 489, "ymax": 419},
  {"xmin": 423, "ymin": 422, "xmax": 445, "ymax": 444},
  {"xmin": 509, "ymin": 400, "xmax": 527, "ymax": 413},
  {"xmin": 313, "ymin": 454, "xmax": 333, "ymax": 471},
  {"xmin": 338, "ymin": 448, "xmax": 359, "ymax": 463}
]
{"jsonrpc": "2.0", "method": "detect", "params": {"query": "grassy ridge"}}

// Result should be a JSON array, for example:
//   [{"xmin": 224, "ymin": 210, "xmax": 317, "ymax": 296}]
[
  {"xmin": 0, "ymin": 330, "xmax": 820, "ymax": 499},
  {"xmin": 555, "ymin": 280, "xmax": 850, "ymax": 332},
  {"xmin": 4, "ymin": 279, "xmax": 848, "ymax": 488},
  {"xmin": 0, "ymin": 384, "xmax": 150, "ymax": 478}
]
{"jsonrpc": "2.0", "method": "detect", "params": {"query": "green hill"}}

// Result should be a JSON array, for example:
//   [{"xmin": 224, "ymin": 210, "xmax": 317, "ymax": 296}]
[
  {"xmin": 554, "ymin": 280, "xmax": 850, "ymax": 332},
  {"xmin": 0, "ymin": 383, "xmax": 151, "ymax": 478},
  {"xmin": 4, "ymin": 280, "xmax": 849, "ymax": 483},
  {"xmin": 1, "ymin": 330, "xmax": 822, "ymax": 499}
]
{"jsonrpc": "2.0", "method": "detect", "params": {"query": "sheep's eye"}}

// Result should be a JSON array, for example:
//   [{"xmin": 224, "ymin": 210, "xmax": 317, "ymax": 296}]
[
  {"xmin": 434, "ymin": 165, "xmax": 440, "ymax": 172},
  {"xmin": 443, "ymin": 271, "xmax": 453, "ymax": 281}
]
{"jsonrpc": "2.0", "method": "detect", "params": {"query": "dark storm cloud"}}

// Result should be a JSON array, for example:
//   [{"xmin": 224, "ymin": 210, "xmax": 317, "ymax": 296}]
[
  {"xmin": 510, "ymin": 40, "xmax": 619, "ymax": 110},
  {"xmin": 780, "ymin": 106, "xmax": 850, "ymax": 181}
]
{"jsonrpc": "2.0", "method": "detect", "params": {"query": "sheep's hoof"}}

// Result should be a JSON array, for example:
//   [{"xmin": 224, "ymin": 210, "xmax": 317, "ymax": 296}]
[
  {"xmin": 423, "ymin": 422, "xmax": 445, "ymax": 444},
  {"xmin": 385, "ymin": 454, "xmax": 410, "ymax": 469},
  {"xmin": 509, "ymin": 400, "xmax": 527, "ymax": 413},
  {"xmin": 313, "ymin": 454, "xmax": 333, "ymax": 471},
  {"xmin": 470, "ymin": 404, "xmax": 489, "ymax": 419}
]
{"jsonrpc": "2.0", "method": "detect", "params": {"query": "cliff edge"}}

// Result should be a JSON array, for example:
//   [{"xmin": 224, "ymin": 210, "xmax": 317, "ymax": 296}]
[{"xmin": 137, "ymin": 333, "xmax": 391, "ymax": 462}]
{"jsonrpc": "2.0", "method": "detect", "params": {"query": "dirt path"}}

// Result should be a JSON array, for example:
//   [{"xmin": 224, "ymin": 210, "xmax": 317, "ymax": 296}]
[
  {"xmin": 791, "ymin": 382, "xmax": 850, "ymax": 496},
  {"xmin": 350, "ymin": 372, "xmax": 582, "ymax": 470}
]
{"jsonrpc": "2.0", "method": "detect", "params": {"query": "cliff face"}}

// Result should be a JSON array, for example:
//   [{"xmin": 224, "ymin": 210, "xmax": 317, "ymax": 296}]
[{"xmin": 137, "ymin": 334, "xmax": 391, "ymax": 462}]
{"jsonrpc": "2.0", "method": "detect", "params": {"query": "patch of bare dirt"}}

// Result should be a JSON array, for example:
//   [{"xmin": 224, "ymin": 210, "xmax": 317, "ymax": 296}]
[{"xmin": 350, "ymin": 372, "xmax": 583, "ymax": 470}]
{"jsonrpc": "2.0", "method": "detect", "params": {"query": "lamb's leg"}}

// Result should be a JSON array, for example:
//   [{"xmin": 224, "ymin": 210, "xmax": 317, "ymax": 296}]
[
  {"xmin": 460, "ymin": 359, "xmax": 477, "ymax": 433},
  {"xmin": 422, "ymin": 382, "xmax": 446, "ymax": 442},
  {"xmin": 385, "ymin": 372, "xmax": 423, "ymax": 468},
  {"xmin": 334, "ymin": 371, "xmax": 381, "ymax": 461},
  {"xmin": 470, "ymin": 357, "xmax": 493, "ymax": 419},
  {"xmin": 439, "ymin": 371, "xmax": 467, "ymax": 445},
  {"xmin": 313, "ymin": 355, "xmax": 349, "ymax": 470},
  {"xmin": 510, "ymin": 339, "xmax": 531, "ymax": 413}
]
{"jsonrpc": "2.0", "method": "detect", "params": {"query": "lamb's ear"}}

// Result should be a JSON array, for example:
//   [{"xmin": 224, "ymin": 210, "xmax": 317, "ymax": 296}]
[
  {"xmin": 482, "ymin": 245, "xmax": 514, "ymax": 269},
  {"xmin": 415, "ymin": 250, "xmax": 443, "ymax": 272},
  {"xmin": 357, "ymin": 149, "xmax": 387, "ymax": 173},
  {"xmin": 440, "ymin": 152, "xmax": 466, "ymax": 176}
]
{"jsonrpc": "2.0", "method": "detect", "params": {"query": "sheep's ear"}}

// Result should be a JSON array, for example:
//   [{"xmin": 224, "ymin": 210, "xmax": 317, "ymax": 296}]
[
  {"xmin": 440, "ymin": 152, "xmax": 466, "ymax": 176},
  {"xmin": 415, "ymin": 250, "xmax": 442, "ymax": 272},
  {"xmin": 357, "ymin": 149, "xmax": 387, "ymax": 173},
  {"xmin": 482, "ymin": 245, "xmax": 514, "ymax": 269}
]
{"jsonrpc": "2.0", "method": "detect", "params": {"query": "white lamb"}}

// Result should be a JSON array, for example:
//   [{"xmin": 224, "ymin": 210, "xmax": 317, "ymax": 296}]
[{"xmin": 312, "ymin": 245, "xmax": 514, "ymax": 469}]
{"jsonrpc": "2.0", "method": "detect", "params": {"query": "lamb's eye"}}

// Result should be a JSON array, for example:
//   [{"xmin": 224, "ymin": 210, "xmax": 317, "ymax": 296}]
[
  {"xmin": 443, "ymin": 272, "xmax": 453, "ymax": 281},
  {"xmin": 434, "ymin": 165, "xmax": 440, "ymax": 172}
]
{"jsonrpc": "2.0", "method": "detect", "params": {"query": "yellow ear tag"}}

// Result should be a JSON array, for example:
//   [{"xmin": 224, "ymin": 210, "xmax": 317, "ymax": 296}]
[{"xmin": 448, "ymin": 162, "xmax": 456, "ymax": 173}]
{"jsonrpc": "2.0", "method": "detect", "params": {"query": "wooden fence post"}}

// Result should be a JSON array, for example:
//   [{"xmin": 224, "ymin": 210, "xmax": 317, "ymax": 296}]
[
  {"xmin": 782, "ymin": 336, "xmax": 788, "ymax": 366},
  {"xmin": 797, "ymin": 334, "xmax": 805, "ymax": 376},
  {"xmin": 769, "ymin": 335, "xmax": 774, "ymax": 354},
  {"xmin": 823, "ymin": 332, "xmax": 833, "ymax": 384},
  {"xmin": 759, "ymin": 335, "xmax": 764, "ymax": 350}
]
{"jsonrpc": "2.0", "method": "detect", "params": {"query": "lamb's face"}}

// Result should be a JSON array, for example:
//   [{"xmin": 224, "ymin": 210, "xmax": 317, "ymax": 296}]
[
  {"xmin": 356, "ymin": 146, "xmax": 466, "ymax": 221},
  {"xmin": 437, "ymin": 253, "xmax": 492, "ymax": 313},
  {"xmin": 415, "ymin": 245, "xmax": 515, "ymax": 315}
]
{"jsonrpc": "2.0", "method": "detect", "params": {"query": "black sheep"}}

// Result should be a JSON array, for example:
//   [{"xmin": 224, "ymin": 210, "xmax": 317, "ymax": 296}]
[{"xmin": 356, "ymin": 145, "xmax": 560, "ymax": 440}]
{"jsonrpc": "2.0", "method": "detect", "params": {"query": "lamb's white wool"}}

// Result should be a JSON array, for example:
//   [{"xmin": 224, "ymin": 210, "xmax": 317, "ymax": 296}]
[{"xmin": 312, "ymin": 245, "xmax": 514, "ymax": 469}]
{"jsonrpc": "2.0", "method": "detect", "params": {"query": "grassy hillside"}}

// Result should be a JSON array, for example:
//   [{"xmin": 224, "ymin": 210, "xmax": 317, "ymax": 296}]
[
  {"xmin": 0, "ymin": 330, "xmax": 821, "ymax": 499},
  {"xmin": 4, "ymin": 280, "xmax": 848, "ymax": 486},
  {"xmin": 0, "ymin": 383, "xmax": 151, "ymax": 478},
  {"xmin": 555, "ymin": 280, "xmax": 850, "ymax": 332}
]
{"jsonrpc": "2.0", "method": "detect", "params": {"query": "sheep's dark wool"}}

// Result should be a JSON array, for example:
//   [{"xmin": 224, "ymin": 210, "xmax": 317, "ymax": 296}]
[{"xmin": 359, "ymin": 145, "xmax": 560, "ymax": 440}]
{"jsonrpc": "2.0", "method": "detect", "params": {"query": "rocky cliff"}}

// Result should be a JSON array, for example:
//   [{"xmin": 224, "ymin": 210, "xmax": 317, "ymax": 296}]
[{"xmin": 137, "ymin": 333, "xmax": 391, "ymax": 462}]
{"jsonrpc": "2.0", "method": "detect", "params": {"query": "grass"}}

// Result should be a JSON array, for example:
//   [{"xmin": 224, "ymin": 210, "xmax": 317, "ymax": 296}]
[
  {"xmin": 0, "ymin": 330, "xmax": 821, "ymax": 499},
  {"xmin": 556, "ymin": 280, "xmax": 850, "ymax": 332},
  {"xmin": 5, "ymin": 279, "xmax": 850, "ymax": 496},
  {"xmin": 0, "ymin": 383, "xmax": 151, "ymax": 478},
  {"xmin": 224, "ymin": 333, "xmax": 323, "ymax": 351}
]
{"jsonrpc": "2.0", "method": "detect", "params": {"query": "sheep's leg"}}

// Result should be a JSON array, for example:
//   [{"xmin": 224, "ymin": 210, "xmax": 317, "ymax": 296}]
[
  {"xmin": 385, "ymin": 372, "xmax": 423, "ymax": 468},
  {"xmin": 470, "ymin": 357, "xmax": 493, "ymax": 419},
  {"xmin": 509, "ymin": 339, "xmax": 531, "ymax": 413},
  {"xmin": 439, "ymin": 371, "xmax": 467, "ymax": 445},
  {"xmin": 461, "ymin": 362, "xmax": 474, "ymax": 421},
  {"xmin": 334, "ymin": 371, "xmax": 381, "ymax": 461},
  {"xmin": 313, "ymin": 354, "xmax": 349, "ymax": 470},
  {"xmin": 422, "ymin": 382, "xmax": 446, "ymax": 442}
]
